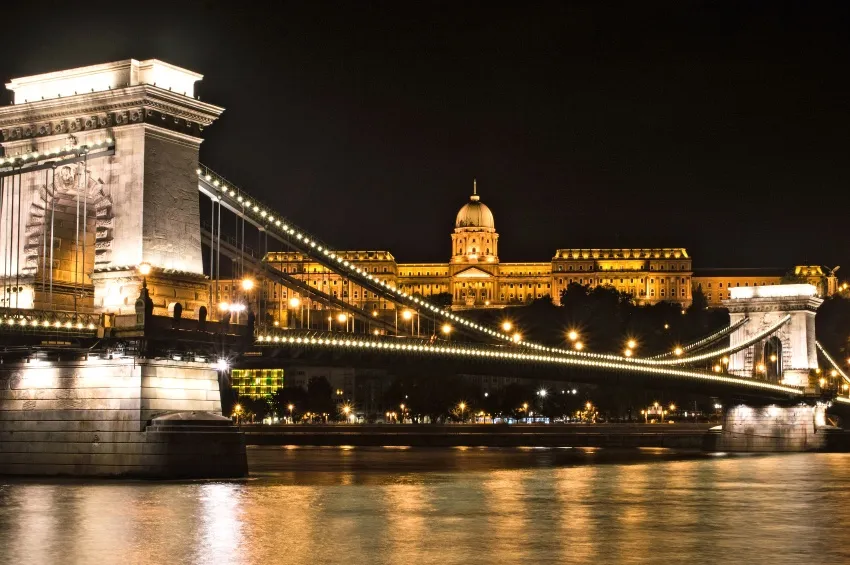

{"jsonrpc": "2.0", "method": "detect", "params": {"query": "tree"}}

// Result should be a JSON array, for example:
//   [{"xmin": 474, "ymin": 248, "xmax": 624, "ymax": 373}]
[
  {"xmin": 233, "ymin": 395, "xmax": 271, "ymax": 422},
  {"xmin": 781, "ymin": 269, "xmax": 808, "ymax": 284},
  {"xmin": 271, "ymin": 385, "xmax": 308, "ymax": 420},
  {"xmin": 430, "ymin": 292, "xmax": 453, "ymax": 308},
  {"xmin": 307, "ymin": 376, "xmax": 336, "ymax": 418}
]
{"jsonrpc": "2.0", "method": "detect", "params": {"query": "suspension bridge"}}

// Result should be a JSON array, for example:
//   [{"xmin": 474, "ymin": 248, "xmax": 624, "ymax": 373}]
[{"xmin": 0, "ymin": 59, "xmax": 846, "ymax": 477}]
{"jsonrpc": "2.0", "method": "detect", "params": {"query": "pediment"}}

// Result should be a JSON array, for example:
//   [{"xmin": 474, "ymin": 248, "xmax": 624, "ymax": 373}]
[{"xmin": 455, "ymin": 267, "xmax": 494, "ymax": 279}]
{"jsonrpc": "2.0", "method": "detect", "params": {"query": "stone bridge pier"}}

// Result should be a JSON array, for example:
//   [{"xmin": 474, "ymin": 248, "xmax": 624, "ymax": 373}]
[{"xmin": 716, "ymin": 402, "xmax": 829, "ymax": 452}]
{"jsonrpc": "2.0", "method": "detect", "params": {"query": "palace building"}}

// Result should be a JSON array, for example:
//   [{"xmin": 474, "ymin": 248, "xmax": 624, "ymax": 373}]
[{"xmin": 215, "ymin": 183, "xmax": 837, "ymax": 324}]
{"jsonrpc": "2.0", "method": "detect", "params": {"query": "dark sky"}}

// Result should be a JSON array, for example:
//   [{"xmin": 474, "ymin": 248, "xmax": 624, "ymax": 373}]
[{"xmin": 2, "ymin": 1, "xmax": 849, "ymax": 269}]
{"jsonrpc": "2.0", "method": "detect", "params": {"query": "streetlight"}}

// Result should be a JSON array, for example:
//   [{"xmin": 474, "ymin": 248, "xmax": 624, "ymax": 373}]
[
  {"xmin": 441, "ymin": 323, "xmax": 452, "ymax": 336},
  {"xmin": 137, "ymin": 261, "xmax": 151, "ymax": 279},
  {"xmin": 623, "ymin": 349, "xmax": 633, "ymax": 357},
  {"xmin": 233, "ymin": 404, "xmax": 242, "ymax": 425},
  {"xmin": 288, "ymin": 296, "xmax": 301, "ymax": 328},
  {"xmin": 567, "ymin": 330, "xmax": 579, "ymax": 342},
  {"xmin": 241, "ymin": 278, "xmax": 254, "ymax": 291},
  {"xmin": 574, "ymin": 341, "xmax": 584, "ymax": 351},
  {"xmin": 288, "ymin": 403, "xmax": 294, "ymax": 423},
  {"xmin": 512, "ymin": 332, "xmax": 521, "ymax": 343},
  {"xmin": 458, "ymin": 402, "xmax": 466, "ymax": 422},
  {"xmin": 538, "ymin": 388, "xmax": 547, "ymax": 398},
  {"xmin": 502, "ymin": 321, "xmax": 513, "ymax": 332},
  {"xmin": 402, "ymin": 309, "xmax": 415, "ymax": 335},
  {"xmin": 673, "ymin": 346, "xmax": 683, "ymax": 356},
  {"xmin": 627, "ymin": 339, "xmax": 637, "ymax": 350}
]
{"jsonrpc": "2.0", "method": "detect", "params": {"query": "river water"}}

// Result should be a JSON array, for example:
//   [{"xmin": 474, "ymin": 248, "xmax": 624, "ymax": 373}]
[{"xmin": 1, "ymin": 447, "xmax": 849, "ymax": 565}]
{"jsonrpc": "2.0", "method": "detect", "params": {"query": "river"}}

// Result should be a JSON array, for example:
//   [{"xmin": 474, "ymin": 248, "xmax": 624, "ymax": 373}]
[{"xmin": 1, "ymin": 447, "xmax": 849, "ymax": 564}]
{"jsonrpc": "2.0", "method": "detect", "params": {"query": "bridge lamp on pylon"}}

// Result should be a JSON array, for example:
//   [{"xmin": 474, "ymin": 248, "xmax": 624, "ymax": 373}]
[
  {"xmin": 567, "ymin": 330, "xmax": 579, "ymax": 342},
  {"xmin": 512, "ymin": 332, "xmax": 521, "ymax": 343},
  {"xmin": 502, "ymin": 321, "xmax": 513, "ymax": 332},
  {"xmin": 623, "ymin": 349, "xmax": 633, "ymax": 357},
  {"xmin": 441, "ymin": 324, "xmax": 452, "ymax": 335},
  {"xmin": 673, "ymin": 346, "xmax": 683, "ymax": 356},
  {"xmin": 241, "ymin": 278, "xmax": 254, "ymax": 291},
  {"xmin": 288, "ymin": 297, "xmax": 301, "ymax": 308},
  {"xmin": 574, "ymin": 341, "xmax": 584, "ymax": 351},
  {"xmin": 626, "ymin": 339, "xmax": 637, "ymax": 350}
]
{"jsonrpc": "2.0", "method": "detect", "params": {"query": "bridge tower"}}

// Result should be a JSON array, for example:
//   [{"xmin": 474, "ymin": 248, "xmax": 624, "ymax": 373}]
[
  {"xmin": 724, "ymin": 284, "xmax": 822, "ymax": 388},
  {"xmin": 0, "ymin": 59, "xmax": 223, "ymax": 317}
]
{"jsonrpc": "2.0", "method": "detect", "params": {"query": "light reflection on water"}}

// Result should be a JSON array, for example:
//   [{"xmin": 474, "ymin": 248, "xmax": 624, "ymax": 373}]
[{"xmin": 2, "ymin": 447, "xmax": 850, "ymax": 565}]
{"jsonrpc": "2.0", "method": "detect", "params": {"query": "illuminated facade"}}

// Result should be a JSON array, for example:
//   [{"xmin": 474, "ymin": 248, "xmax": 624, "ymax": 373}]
[
  {"xmin": 691, "ymin": 266, "xmax": 837, "ymax": 307},
  {"xmin": 231, "ymin": 368, "xmax": 285, "ymax": 398},
  {"xmin": 214, "ymin": 185, "xmax": 837, "ymax": 323},
  {"xmin": 215, "ymin": 183, "xmax": 697, "ymax": 324}
]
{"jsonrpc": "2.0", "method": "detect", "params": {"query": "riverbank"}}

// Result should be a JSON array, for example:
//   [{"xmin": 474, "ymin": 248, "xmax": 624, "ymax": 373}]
[{"xmin": 242, "ymin": 423, "xmax": 716, "ymax": 449}]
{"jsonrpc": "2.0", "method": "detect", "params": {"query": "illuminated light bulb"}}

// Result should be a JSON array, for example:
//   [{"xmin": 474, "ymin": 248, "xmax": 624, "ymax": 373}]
[{"xmin": 205, "ymin": 174, "xmax": 212, "ymax": 181}]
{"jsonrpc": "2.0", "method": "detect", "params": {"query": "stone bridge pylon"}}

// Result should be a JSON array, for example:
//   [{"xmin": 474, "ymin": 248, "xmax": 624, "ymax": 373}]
[
  {"xmin": 0, "ymin": 59, "xmax": 223, "ymax": 317},
  {"xmin": 724, "ymin": 284, "xmax": 821, "ymax": 388}
]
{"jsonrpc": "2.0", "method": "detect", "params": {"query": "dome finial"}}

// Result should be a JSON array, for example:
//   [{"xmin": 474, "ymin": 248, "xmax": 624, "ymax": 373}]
[{"xmin": 471, "ymin": 178, "xmax": 480, "ymax": 201}]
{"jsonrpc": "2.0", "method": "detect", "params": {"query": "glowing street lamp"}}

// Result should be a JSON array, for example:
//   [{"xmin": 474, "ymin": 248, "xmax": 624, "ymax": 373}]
[
  {"xmin": 288, "ymin": 404, "xmax": 294, "ymax": 423},
  {"xmin": 502, "ymin": 321, "xmax": 513, "ymax": 332},
  {"xmin": 402, "ymin": 310, "xmax": 413, "ymax": 321},
  {"xmin": 337, "ymin": 313, "xmax": 348, "ymax": 323},
  {"xmin": 458, "ymin": 402, "xmax": 466, "ymax": 422},
  {"xmin": 538, "ymin": 388, "xmax": 547, "ymax": 398},
  {"xmin": 626, "ymin": 339, "xmax": 637, "ymax": 350},
  {"xmin": 623, "ymin": 349, "xmax": 633, "ymax": 357},
  {"xmin": 241, "ymin": 278, "xmax": 254, "ymax": 291},
  {"xmin": 137, "ymin": 262, "xmax": 152, "ymax": 277},
  {"xmin": 512, "ymin": 332, "xmax": 521, "ymax": 343},
  {"xmin": 567, "ymin": 330, "xmax": 579, "ymax": 342},
  {"xmin": 673, "ymin": 346, "xmax": 683, "ymax": 356},
  {"xmin": 288, "ymin": 297, "xmax": 301, "ymax": 308},
  {"xmin": 574, "ymin": 341, "xmax": 584, "ymax": 351},
  {"xmin": 441, "ymin": 323, "xmax": 452, "ymax": 335}
]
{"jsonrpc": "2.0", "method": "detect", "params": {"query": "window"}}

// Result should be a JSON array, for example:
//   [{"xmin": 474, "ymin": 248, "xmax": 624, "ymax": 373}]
[{"xmin": 708, "ymin": 282, "xmax": 712, "ymax": 288}]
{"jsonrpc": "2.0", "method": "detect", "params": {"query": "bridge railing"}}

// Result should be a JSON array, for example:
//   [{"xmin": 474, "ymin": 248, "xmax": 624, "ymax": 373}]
[{"xmin": 0, "ymin": 307, "xmax": 99, "ymax": 335}]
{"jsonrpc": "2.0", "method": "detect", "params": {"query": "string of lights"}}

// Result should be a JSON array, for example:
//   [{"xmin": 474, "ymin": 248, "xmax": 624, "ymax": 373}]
[
  {"xmin": 252, "ymin": 330, "xmax": 804, "ymax": 397},
  {"xmin": 646, "ymin": 317, "xmax": 750, "ymax": 359}
]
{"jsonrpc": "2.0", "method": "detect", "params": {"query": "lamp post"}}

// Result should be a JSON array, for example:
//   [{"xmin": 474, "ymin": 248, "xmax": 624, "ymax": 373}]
[
  {"xmin": 402, "ymin": 309, "xmax": 413, "ymax": 336},
  {"xmin": 288, "ymin": 296, "xmax": 301, "ymax": 328},
  {"xmin": 288, "ymin": 403, "xmax": 294, "ymax": 424},
  {"xmin": 458, "ymin": 402, "xmax": 466, "ymax": 423}
]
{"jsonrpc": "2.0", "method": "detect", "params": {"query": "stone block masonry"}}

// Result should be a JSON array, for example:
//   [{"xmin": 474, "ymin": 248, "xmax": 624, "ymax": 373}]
[
  {"xmin": 0, "ymin": 358, "xmax": 246, "ymax": 478},
  {"xmin": 717, "ymin": 403, "xmax": 827, "ymax": 452}
]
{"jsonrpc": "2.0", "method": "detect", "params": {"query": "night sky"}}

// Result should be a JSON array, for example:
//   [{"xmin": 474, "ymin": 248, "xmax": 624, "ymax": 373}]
[{"xmin": 2, "ymin": 2, "xmax": 848, "ymax": 270}]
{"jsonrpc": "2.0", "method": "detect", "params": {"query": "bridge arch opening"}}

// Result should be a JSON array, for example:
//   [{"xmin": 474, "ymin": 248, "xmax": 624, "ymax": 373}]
[{"xmin": 762, "ymin": 336, "xmax": 783, "ymax": 382}]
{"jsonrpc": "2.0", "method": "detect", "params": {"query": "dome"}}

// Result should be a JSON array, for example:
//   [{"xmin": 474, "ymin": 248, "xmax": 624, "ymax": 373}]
[{"xmin": 455, "ymin": 182, "xmax": 495, "ymax": 229}]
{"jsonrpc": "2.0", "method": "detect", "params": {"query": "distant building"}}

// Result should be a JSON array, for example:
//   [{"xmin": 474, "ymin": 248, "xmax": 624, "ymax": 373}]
[
  {"xmin": 692, "ymin": 265, "xmax": 837, "ymax": 307},
  {"xmin": 213, "ymin": 184, "xmax": 837, "ymax": 322}
]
